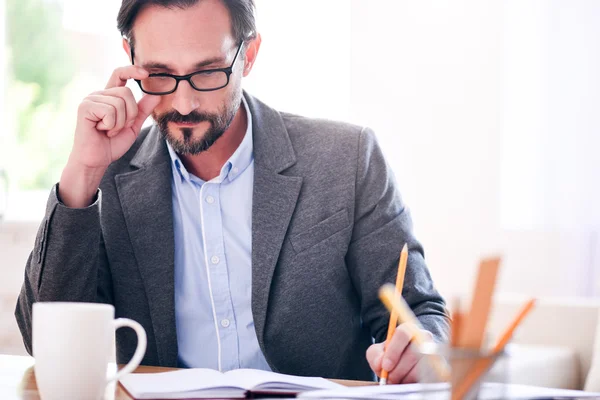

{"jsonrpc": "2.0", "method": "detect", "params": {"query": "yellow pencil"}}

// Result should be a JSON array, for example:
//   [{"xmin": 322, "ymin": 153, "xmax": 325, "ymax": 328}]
[
  {"xmin": 379, "ymin": 284, "xmax": 450, "ymax": 381},
  {"xmin": 380, "ymin": 244, "xmax": 409, "ymax": 385}
]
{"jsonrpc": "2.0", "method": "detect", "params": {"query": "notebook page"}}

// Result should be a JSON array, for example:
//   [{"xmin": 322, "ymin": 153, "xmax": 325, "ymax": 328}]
[
  {"xmin": 119, "ymin": 368, "xmax": 245, "ymax": 397},
  {"xmin": 224, "ymin": 368, "xmax": 344, "ymax": 391},
  {"xmin": 298, "ymin": 382, "xmax": 444, "ymax": 399}
]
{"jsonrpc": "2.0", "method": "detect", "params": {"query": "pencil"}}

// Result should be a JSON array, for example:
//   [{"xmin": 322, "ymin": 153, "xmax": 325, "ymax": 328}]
[
  {"xmin": 449, "ymin": 301, "xmax": 464, "ymax": 400},
  {"xmin": 458, "ymin": 257, "xmax": 501, "ymax": 349},
  {"xmin": 453, "ymin": 299, "xmax": 536, "ymax": 400},
  {"xmin": 379, "ymin": 284, "xmax": 450, "ymax": 381},
  {"xmin": 380, "ymin": 244, "xmax": 409, "ymax": 385},
  {"xmin": 450, "ymin": 298, "xmax": 462, "ymax": 348}
]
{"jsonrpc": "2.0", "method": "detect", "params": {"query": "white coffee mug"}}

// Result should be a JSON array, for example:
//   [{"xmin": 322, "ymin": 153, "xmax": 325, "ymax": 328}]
[{"xmin": 33, "ymin": 302, "xmax": 147, "ymax": 400}]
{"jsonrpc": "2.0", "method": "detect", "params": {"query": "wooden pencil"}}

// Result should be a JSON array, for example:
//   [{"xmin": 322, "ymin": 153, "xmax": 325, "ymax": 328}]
[
  {"xmin": 453, "ymin": 299, "xmax": 536, "ymax": 400},
  {"xmin": 380, "ymin": 244, "xmax": 409, "ymax": 385}
]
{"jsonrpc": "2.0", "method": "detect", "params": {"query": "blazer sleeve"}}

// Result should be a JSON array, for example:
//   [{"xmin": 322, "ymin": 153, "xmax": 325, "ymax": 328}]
[
  {"xmin": 14, "ymin": 184, "xmax": 113, "ymax": 355},
  {"xmin": 345, "ymin": 127, "xmax": 450, "ymax": 344}
]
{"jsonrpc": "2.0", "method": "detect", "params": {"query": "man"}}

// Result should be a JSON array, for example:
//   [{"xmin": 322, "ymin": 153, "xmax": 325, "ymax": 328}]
[{"xmin": 15, "ymin": 0, "xmax": 448, "ymax": 383}]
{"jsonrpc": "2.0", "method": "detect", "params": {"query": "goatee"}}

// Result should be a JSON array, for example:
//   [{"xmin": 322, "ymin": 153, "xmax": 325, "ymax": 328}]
[{"xmin": 154, "ymin": 97, "xmax": 240, "ymax": 155}]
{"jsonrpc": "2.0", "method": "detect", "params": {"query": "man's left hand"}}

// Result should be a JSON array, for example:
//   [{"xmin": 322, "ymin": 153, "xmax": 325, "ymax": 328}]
[{"xmin": 366, "ymin": 324, "xmax": 433, "ymax": 384}]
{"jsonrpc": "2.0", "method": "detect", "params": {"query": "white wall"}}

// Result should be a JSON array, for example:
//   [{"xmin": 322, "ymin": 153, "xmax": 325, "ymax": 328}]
[
  {"xmin": 246, "ymin": 0, "xmax": 600, "ymax": 299},
  {"xmin": 347, "ymin": 0, "xmax": 505, "ymax": 297}
]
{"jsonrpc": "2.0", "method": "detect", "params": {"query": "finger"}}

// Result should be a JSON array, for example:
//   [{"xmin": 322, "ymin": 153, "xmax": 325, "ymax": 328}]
[
  {"xmin": 87, "ymin": 95, "xmax": 127, "ymax": 136},
  {"xmin": 388, "ymin": 344, "xmax": 420, "ymax": 384},
  {"xmin": 131, "ymin": 94, "xmax": 161, "ymax": 134},
  {"xmin": 105, "ymin": 65, "xmax": 149, "ymax": 89},
  {"xmin": 381, "ymin": 324, "xmax": 413, "ymax": 373},
  {"xmin": 98, "ymin": 87, "xmax": 139, "ymax": 127},
  {"xmin": 366, "ymin": 343, "xmax": 385, "ymax": 376},
  {"xmin": 401, "ymin": 360, "xmax": 420, "ymax": 384},
  {"xmin": 80, "ymin": 100, "xmax": 117, "ymax": 131}
]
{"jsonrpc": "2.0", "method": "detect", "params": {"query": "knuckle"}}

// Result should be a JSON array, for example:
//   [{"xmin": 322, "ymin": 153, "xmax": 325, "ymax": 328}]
[
  {"xmin": 113, "ymin": 86, "xmax": 128, "ymax": 98},
  {"xmin": 120, "ymin": 86, "xmax": 134, "ymax": 96},
  {"xmin": 112, "ymin": 66, "xmax": 126, "ymax": 76},
  {"xmin": 105, "ymin": 104, "xmax": 116, "ymax": 119},
  {"xmin": 78, "ymin": 100, "xmax": 90, "ymax": 112},
  {"xmin": 115, "ymin": 95, "xmax": 127, "ymax": 110},
  {"xmin": 366, "ymin": 346, "xmax": 375, "ymax": 359},
  {"xmin": 397, "ymin": 323, "xmax": 412, "ymax": 335},
  {"xmin": 117, "ymin": 87, "xmax": 137, "ymax": 112},
  {"xmin": 390, "ymin": 334, "xmax": 407, "ymax": 350},
  {"xmin": 396, "ymin": 325, "xmax": 414, "ymax": 342},
  {"xmin": 366, "ymin": 344, "xmax": 381, "ymax": 361}
]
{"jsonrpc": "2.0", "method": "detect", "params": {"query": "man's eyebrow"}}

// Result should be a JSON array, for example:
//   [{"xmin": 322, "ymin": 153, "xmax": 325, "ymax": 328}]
[
  {"xmin": 142, "ymin": 62, "xmax": 173, "ymax": 72},
  {"xmin": 142, "ymin": 57, "xmax": 228, "ymax": 73},
  {"xmin": 193, "ymin": 57, "xmax": 227, "ymax": 69}
]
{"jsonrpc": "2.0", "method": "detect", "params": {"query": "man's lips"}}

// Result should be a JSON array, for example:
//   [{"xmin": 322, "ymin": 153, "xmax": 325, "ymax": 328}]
[{"xmin": 171, "ymin": 121, "xmax": 200, "ymax": 127}]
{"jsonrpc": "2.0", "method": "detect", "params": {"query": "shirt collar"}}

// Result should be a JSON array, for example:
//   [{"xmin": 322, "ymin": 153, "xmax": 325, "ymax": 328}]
[{"xmin": 166, "ymin": 96, "xmax": 254, "ymax": 185}]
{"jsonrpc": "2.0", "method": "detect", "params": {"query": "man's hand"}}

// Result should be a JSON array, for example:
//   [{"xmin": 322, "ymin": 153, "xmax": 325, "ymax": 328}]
[
  {"xmin": 366, "ymin": 324, "xmax": 433, "ymax": 384},
  {"xmin": 59, "ymin": 66, "xmax": 161, "ymax": 208}
]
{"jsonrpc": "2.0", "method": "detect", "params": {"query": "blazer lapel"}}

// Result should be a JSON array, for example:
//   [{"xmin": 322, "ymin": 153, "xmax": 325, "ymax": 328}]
[
  {"xmin": 115, "ymin": 126, "xmax": 178, "ymax": 367},
  {"xmin": 246, "ymin": 93, "xmax": 303, "ymax": 352}
]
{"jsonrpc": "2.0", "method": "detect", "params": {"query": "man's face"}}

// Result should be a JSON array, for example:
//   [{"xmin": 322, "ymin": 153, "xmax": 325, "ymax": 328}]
[{"xmin": 130, "ymin": 0, "xmax": 246, "ymax": 155}]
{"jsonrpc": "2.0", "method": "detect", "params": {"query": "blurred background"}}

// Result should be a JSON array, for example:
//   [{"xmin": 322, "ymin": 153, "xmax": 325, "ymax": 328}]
[{"xmin": 1, "ymin": 0, "xmax": 600, "ymax": 386}]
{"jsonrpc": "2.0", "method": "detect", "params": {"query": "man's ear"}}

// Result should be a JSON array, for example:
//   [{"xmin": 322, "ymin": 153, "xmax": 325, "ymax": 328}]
[
  {"xmin": 123, "ymin": 38, "xmax": 132, "ymax": 63},
  {"xmin": 243, "ymin": 33, "xmax": 262, "ymax": 77}
]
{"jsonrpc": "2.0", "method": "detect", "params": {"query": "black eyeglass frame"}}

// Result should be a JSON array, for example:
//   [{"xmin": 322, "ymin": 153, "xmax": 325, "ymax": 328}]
[{"xmin": 130, "ymin": 41, "xmax": 244, "ymax": 95}]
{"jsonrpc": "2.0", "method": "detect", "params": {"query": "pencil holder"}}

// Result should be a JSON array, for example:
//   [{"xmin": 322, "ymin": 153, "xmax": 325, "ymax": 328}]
[{"xmin": 416, "ymin": 343, "xmax": 507, "ymax": 400}]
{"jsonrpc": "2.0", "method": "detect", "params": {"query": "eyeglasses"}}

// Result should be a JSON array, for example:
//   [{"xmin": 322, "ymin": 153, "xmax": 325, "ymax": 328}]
[{"xmin": 131, "ymin": 41, "xmax": 244, "ymax": 95}]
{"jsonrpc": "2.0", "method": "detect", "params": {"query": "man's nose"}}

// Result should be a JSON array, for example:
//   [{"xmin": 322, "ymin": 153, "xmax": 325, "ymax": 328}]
[{"xmin": 171, "ymin": 80, "xmax": 200, "ymax": 116}]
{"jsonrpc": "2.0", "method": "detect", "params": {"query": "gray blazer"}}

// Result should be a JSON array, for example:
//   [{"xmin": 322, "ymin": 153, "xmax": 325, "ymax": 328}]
[{"xmin": 15, "ymin": 93, "xmax": 448, "ymax": 381}]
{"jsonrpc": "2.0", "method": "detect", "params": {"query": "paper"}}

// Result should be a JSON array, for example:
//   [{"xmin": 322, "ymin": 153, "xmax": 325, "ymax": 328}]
[
  {"xmin": 298, "ymin": 382, "xmax": 600, "ymax": 400},
  {"xmin": 119, "ymin": 368, "xmax": 343, "ymax": 399}
]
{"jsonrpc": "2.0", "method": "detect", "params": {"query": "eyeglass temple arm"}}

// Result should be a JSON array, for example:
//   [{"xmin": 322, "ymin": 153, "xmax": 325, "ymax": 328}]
[{"xmin": 130, "ymin": 46, "xmax": 136, "ymax": 66}]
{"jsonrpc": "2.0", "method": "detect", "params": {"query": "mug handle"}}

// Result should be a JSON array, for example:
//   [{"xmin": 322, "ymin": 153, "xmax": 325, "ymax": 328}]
[{"xmin": 106, "ymin": 318, "xmax": 147, "ymax": 383}]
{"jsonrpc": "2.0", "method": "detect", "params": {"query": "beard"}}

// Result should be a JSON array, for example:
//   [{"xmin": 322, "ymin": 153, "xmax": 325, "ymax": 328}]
[{"xmin": 153, "ymin": 90, "xmax": 242, "ymax": 155}]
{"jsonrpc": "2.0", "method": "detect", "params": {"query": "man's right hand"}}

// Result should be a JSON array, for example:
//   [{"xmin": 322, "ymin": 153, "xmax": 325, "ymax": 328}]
[{"xmin": 59, "ymin": 66, "xmax": 161, "ymax": 208}]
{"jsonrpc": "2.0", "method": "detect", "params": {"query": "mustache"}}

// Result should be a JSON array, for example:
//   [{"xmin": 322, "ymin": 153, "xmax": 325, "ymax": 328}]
[{"xmin": 155, "ymin": 110, "xmax": 218, "ymax": 125}]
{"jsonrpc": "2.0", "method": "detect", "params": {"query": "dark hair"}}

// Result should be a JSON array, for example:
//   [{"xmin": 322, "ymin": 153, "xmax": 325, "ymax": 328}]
[{"xmin": 117, "ymin": 0, "xmax": 256, "ymax": 48}]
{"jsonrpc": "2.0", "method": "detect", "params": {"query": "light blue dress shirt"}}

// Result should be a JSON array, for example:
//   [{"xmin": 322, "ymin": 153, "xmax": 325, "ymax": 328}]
[{"xmin": 168, "ymin": 98, "xmax": 271, "ymax": 372}]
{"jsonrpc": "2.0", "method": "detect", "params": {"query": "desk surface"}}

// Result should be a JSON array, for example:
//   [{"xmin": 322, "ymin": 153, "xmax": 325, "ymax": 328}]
[{"xmin": 0, "ymin": 354, "xmax": 375, "ymax": 399}]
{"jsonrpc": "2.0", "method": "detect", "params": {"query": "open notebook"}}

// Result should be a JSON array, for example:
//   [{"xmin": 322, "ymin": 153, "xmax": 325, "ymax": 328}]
[{"xmin": 119, "ymin": 368, "xmax": 344, "ymax": 399}]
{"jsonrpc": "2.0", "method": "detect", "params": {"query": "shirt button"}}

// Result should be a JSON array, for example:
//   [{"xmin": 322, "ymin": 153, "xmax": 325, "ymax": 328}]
[
  {"xmin": 211, "ymin": 255, "xmax": 220, "ymax": 264},
  {"xmin": 232, "ymin": 167, "xmax": 239, "ymax": 175},
  {"xmin": 206, "ymin": 196, "xmax": 215, "ymax": 204},
  {"xmin": 221, "ymin": 319, "xmax": 230, "ymax": 328}
]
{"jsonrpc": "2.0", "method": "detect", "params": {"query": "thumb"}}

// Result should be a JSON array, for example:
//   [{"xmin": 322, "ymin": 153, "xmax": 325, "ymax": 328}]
[{"xmin": 132, "ymin": 95, "xmax": 161, "ymax": 134}]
